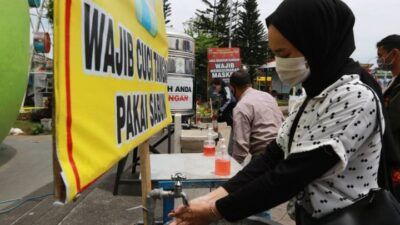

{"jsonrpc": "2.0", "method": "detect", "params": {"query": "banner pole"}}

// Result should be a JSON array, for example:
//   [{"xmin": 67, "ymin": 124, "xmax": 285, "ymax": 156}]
[{"xmin": 139, "ymin": 141, "xmax": 151, "ymax": 225}]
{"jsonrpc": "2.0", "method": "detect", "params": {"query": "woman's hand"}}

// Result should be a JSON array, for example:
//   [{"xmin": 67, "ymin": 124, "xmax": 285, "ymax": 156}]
[{"xmin": 168, "ymin": 198, "xmax": 221, "ymax": 225}]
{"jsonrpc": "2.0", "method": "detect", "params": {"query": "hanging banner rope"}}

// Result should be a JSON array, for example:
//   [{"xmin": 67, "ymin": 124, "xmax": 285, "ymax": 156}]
[{"xmin": 54, "ymin": 0, "xmax": 171, "ymax": 202}]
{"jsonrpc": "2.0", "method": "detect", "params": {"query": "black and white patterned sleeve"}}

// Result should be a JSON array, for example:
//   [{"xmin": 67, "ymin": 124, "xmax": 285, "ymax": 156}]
[{"xmin": 290, "ymin": 83, "xmax": 384, "ymax": 178}]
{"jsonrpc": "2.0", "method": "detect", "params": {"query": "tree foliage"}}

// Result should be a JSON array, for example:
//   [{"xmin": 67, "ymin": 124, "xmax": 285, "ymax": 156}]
[
  {"xmin": 184, "ymin": 17, "xmax": 219, "ymax": 100},
  {"xmin": 46, "ymin": 0, "xmax": 54, "ymax": 25},
  {"xmin": 235, "ymin": 0, "xmax": 267, "ymax": 73},
  {"xmin": 194, "ymin": 0, "xmax": 232, "ymax": 47},
  {"xmin": 185, "ymin": 0, "xmax": 276, "ymax": 97}
]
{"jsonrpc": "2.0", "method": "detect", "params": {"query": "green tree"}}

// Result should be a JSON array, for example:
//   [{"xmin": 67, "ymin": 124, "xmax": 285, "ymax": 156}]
[
  {"xmin": 194, "ymin": 0, "xmax": 232, "ymax": 47},
  {"xmin": 194, "ymin": 34, "xmax": 219, "ymax": 101},
  {"xmin": 183, "ymin": 17, "xmax": 201, "ymax": 37},
  {"xmin": 184, "ymin": 18, "xmax": 219, "ymax": 100},
  {"xmin": 184, "ymin": 0, "xmax": 240, "ymax": 98},
  {"xmin": 46, "ymin": 0, "xmax": 54, "ymax": 25},
  {"xmin": 229, "ymin": 0, "xmax": 241, "ymax": 47},
  {"xmin": 163, "ymin": 0, "xmax": 172, "ymax": 24},
  {"xmin": 235, "ymin": 0, "xmax": 268, "ymax": 75}
]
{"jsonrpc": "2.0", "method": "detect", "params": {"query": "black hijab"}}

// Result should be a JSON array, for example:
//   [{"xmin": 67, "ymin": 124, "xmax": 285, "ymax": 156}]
[
  {"xmin": 267, "ymin": 0, "xmax": 400, "ymax": 193},
  {"xmin": 265, "ymin": 0, "xmax": 379, "ymax": 97}
]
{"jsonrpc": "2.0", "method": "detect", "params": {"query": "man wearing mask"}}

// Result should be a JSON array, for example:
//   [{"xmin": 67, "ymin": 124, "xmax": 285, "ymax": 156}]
[
  {"xmin": 210, "ymin": 78, "xmax": 236, "ymax": 126},
  {"xmin": 229, "ymin": 69, "xmax": 284, "ymax": 165},
  {"xmin": 377, "ymin": 35, "xmax": 400, "ymax": 153}
]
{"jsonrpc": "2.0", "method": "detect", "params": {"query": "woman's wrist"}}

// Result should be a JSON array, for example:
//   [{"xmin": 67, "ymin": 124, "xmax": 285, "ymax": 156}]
[
  {"xmin": 209, "ymin": 201, "xmax": 222, "ymax": 220},
  {"xmin": 191, "ymin": 195, "xmax": 211, "ymax": 204},
  {"xmin": 208, "ymin": 187, "xmax": 229, "ymax": 202}
]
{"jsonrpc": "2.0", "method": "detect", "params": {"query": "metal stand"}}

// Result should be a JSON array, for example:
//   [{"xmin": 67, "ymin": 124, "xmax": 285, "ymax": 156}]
[
  {"xmin": 113, "ymin": 147, "xmax": 140, "ymax": 195},
  {"xmin": 167, "ymin": 125, "xmax": 173, "ymax": 154},
  {"xmin": 24, "ymin": 0, "xmax": 54, "ymax": 109},
  {"xmin": 150, "ymin": 126, "xmax": 174, "ymax": 154},
  {"xmin": 113, "ymin": 126, "xmax": 175, "ymax": 195}
]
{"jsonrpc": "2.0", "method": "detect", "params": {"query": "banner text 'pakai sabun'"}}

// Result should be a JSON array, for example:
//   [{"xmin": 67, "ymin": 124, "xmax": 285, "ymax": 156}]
[{"xmin": 83, "ymin": 1, "xmax": 168, "ymax": 146}]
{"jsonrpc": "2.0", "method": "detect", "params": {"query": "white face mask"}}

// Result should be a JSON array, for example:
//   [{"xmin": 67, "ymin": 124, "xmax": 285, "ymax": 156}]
[{"xmin": 275, "ymin": 56, "xmax": 310, "ymax": 86}]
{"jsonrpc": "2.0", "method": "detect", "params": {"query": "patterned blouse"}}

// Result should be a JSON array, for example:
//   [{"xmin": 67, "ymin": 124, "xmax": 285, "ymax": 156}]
[{"xmin": 277, "ymin": 74, "xmax": 384, "ymax": 217}]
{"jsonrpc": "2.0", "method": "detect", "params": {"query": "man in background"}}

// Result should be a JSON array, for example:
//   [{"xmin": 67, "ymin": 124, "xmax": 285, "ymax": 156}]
[
  {"xmin": 230, "ymin": 69, "xmax": 284, "ymax": 165},
  {"xmin": 210, "ymin": 78, "xmax": 236, "ymax": 126},
  {"xmin": 377, "ymin": 35, "xmax": 400, "ymax": 152},
  {"xmin": 377, "ymin": 35, "xmax": 400, "ymax": 200}
]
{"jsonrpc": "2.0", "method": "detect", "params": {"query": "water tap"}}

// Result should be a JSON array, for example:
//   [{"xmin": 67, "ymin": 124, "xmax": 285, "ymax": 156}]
[{"xmin": 171, "ymin": 173, "xmax": 189, "ymax": 206}]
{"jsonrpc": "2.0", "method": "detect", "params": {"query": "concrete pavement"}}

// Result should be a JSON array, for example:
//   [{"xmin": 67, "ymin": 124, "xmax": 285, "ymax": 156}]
[
  {"xmin": 0, "ymin": 133, "xmax": 295, "ymax": 225},
  {"xmin": 0, "ymin": 135, "xmax": 53, "ymax": 210}
]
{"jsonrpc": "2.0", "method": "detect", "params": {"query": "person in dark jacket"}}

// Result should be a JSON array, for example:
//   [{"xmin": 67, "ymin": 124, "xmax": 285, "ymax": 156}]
[
  {"xmin": 210, "ymin": 78, "xmax": 236, "ymax": 126},
  {"xmin": 377, "ymin": 35, "xmax": 400, "ymax": 151},
  {"xmin": 377, "ymin": 35, "xmax": 400, "ymax": 199},
  {"xmin": 169, "ymin": 1, "xmax": 396, "ymax": 224}
]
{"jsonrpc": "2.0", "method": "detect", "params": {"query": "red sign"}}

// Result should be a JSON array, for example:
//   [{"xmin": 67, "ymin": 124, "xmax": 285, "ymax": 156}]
[{"xmin": 208, "ymin": 48, "xmax": 241, "ymax": 83}]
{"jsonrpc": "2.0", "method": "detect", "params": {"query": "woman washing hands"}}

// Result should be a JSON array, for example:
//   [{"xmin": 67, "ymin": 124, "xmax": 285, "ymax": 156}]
[
  {"xmin": 170, "ymin": 0, "xmax": 396, "ymax": 224},
  {"xmin": 169, "ymin": 188, "xmax": 226, "ymax": 225}
]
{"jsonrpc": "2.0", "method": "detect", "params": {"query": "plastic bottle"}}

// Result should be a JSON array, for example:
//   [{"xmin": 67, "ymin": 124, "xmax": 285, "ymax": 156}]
[
  {"xmin": 196, "ymin": 111, "xmax": 202, "ymax": 125},
  {"xmin": 210, "ymin": 96, "xmax": 219, "ymax": 132},
  {"xmin": 203, "ymin": 127, "xmax": 216, "ymax": 156},
  {"xmin": 212, "ymin": 112, "xmax": 218, "ymax": 133},
  {"xmin": 195, "ymin": 100, "xmax": 202, "ymax": 125},
  {"xmin": 215, "ymin": 138, "xmax": 231, "ymax": 176}
]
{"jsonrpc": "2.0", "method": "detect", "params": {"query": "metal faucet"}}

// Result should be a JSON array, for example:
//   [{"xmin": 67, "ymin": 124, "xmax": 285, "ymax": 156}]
[
  {"xmin": 139, "ymin": 173, "xmax": 190, "ymax": 225},
  {"xmin": 171, "ymin": 173, "xmax": 189, "ymax": 206}
]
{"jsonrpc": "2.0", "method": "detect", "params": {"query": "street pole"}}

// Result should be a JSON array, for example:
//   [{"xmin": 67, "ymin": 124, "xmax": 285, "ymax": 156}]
[
  {"xmin": 265, "ymin": 41, "xmax": 269, "ymax": 91},
  {"xmin": 228, "ymin": 0, "xmax": 232, "ymax": 48}
]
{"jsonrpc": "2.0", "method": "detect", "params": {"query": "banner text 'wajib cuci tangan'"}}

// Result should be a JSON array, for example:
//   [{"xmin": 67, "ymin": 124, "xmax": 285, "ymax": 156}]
[{"xmin": 54, "ymin": 0, "xmax": 171, "ymax": 202}]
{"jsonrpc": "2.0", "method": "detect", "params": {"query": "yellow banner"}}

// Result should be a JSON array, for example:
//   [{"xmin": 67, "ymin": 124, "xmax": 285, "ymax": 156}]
[{"xmin": 54, "ymin": 0, "xmax": 171, "ymax": 202}]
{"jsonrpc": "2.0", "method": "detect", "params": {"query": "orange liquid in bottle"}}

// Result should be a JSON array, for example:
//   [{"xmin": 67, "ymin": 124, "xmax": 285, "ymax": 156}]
[
  {"xmin": 203, "ymin": 145, "xmax": 216, "ymax": 156},
  {"xmin": 215, "ymin": 159, "xmax": 231, "ymax": 176}
]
